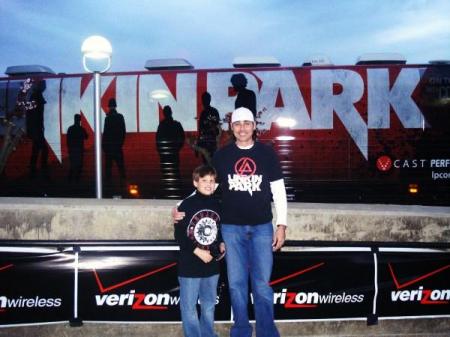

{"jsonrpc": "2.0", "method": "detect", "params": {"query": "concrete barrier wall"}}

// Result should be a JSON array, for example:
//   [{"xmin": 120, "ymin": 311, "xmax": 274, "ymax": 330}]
[
  {"xmin": 1, "ymin": 197, "xmax": 449, "ymax": 242},
  {"xmin": 0, "ymin": 197, "xmax": 449, "ymax": 336}
]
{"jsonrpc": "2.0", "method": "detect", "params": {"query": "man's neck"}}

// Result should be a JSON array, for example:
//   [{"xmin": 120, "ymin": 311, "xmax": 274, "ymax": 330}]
[{"xmin": 235, "ymin": 140, "xmax": 255, "ymax": 149}]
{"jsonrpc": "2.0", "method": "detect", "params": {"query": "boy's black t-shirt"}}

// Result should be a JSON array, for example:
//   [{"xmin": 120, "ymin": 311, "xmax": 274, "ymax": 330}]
[
  {"xmin": 174, "ymin": 192, "xmax": 222, "ymax": 277},
  {"xmin": 212, "ymin": 141, "xmax": 283, "ymax": 225}
]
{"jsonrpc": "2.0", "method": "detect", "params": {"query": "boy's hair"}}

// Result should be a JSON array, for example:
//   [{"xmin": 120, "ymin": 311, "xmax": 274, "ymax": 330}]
[{"xmin": 192, "ymin": 164, "xmax": 217, "ymax": 182}]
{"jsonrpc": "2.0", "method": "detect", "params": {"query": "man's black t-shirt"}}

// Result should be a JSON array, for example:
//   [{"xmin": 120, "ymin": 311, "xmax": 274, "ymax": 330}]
[{"xmin": 212, "ymin": 141, "xmax": 283, "ymax": 225}]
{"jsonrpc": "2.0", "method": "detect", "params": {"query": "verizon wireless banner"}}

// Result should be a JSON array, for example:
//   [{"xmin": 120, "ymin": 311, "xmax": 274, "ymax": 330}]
[
  {"xmin": 0, "ymin": 245, "xmax": 449, "ymax": 327},
  {"xmin": 377, "ymin": 249, "xmax": 450, "ymax": 318},
  {"xmin": 77, "ymin": 248, "xmax": 231, "ymax": 322},
  {"xmin": 0, "ymin": 248, "xmax": 74, "ymax": 326},
  {"xmin": 270, "ymin": 250, "xmax": 374, "ymax": 320}
]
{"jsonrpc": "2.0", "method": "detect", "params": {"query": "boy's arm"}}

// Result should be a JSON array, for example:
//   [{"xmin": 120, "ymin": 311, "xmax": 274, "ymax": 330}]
[
  {"xmin": 175, "ymin": 222, "xmax": 213, "ymax": 263},
  {"xmin": 174, "ymin": 204, "xmax": 213, "ymax": 263},
  {"xmin": 193, "ymin": 247, "xmax": 213, "ymax": 263}
]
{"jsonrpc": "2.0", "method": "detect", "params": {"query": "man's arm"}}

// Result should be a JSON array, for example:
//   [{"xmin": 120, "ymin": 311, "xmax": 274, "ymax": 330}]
[
  {"xmin": 172, "ymin": 207, "xmax": 186, "ymax": 222},
  {"xmin": 172, "ymin": 185, "xmax": 218, "ymax": 223},
  {"xmin": 172, "ymin": 193, "xmax": 192, "ymax": 223},
  {"xmin": 270, "ymin": 178, "xmax": 287, "ymax": 251}
]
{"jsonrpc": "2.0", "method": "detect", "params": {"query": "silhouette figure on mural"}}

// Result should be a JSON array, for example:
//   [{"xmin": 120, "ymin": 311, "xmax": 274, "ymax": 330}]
[
  {"xmin": 67, "ymin": 114, "xmax": 88, "ymax": 182},
  {"xmin": 230, "ymin": 73, "xmax": 256, "ymax": 116},
  {"xmin": 156, "ymin": 105, "xmax": 185, "ymax": 192},
  {"xmin": 102, "ymin": 98, "xmax": 126, "ymax": 182},
  {"xmin": 26, "ymin": 79, "xmax": 49, "ymax": 179},
  {"xmin": 197, "ymin": 92, "xmax": 221, "ymax": 164}
]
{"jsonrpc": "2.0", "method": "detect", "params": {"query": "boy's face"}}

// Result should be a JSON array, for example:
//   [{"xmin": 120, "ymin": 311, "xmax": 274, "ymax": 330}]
[{"xmin": 193, "ymin": 174, "xmax": 216, "ymax": 196}]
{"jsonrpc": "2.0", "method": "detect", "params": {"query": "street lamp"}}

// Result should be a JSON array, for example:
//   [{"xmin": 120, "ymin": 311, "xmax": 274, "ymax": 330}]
[{"xmin": 81, "ymin": 35, "xmax": 112, "ymax": 199}]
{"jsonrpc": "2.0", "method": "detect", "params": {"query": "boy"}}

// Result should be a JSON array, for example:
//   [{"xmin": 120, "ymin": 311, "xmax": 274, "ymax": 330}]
[{"xmin": 174, "ymin": 164, "xmax": 225, "ymax": 337}]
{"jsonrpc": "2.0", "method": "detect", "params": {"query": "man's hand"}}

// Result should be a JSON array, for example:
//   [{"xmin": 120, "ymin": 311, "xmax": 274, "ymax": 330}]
[
  {"xmin": 194, "ymin": 247, "xmax": 213, "ymax": 263},
  {"xmin": 215, "ymin": 242, "xmax": 226, "ymax": 261},
  {"xmin": 272, "ymin": 225, "xmax": 286, "ymax": 251},
  {"xmin": 172, "ymin": 207, "xmax": 185, "ymax": 223}
]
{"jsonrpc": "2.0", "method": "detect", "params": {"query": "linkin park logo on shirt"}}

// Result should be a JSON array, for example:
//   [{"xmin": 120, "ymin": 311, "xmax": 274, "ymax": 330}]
[
  {"xmin": 228, "ymin": 157, "xmax": 262, "ymax": 196},
  {"xmin": 187, "ymin": 210, "xmax": 220, "ymax": 248}
]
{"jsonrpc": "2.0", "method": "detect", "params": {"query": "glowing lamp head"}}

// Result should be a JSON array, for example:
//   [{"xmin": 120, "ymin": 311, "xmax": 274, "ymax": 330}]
[{"xmin": 81, "ymin": 35, "xmax": 112, "ymax": 73}]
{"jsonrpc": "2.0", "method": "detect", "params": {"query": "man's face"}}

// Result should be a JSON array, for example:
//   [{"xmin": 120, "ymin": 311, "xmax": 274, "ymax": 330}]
[
  {"xmin": 232, "ymin": 120, "xmax": 255, "ymax": 146},
  {"xmin": 194, "ymin": 174, "xmax": 216, "ymax": 196}
]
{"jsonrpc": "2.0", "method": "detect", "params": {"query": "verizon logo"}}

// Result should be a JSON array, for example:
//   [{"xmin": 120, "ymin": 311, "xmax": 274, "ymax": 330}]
[
  {"xmin": 274, "ymin": 289, "xmax": 364, "ymax": 308},
  {"xmin": 269, "ymin": 261, "xmax": 365, "ymax": 309},
  {"xmin": 391, "ymin": 287, "xmax": 450, "ymax": 305},
  {"xmin": 92, "ymin": 262, "xmax": 179, "ymax": 310},
  {"xmin": 95, "ymin": 290, "xmax": 179, "ymax": 310},
  {"xmin": 388, "ymin": 263, "xmax": 450, "ymax": 305}
]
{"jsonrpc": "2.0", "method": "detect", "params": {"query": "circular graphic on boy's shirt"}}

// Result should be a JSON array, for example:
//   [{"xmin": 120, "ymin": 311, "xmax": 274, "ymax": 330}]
[{"xmin": 187, "ymin": 209, "xmax": 220, "ymax": 248}]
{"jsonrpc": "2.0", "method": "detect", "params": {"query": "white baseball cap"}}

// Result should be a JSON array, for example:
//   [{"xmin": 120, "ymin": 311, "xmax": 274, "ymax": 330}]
[{"xmin": 231, "ymin": 107, "xmax": 254, "ymax": 123}]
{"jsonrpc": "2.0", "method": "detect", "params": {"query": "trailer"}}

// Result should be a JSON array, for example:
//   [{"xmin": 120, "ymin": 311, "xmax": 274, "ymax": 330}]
[{"xmin": 0, "ymin": 57, "xmax": 449, "ymax": 204}]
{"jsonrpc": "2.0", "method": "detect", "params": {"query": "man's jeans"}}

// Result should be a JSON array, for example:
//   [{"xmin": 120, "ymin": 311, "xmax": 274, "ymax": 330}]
[
  {"xmin": 178, "ymin": 274, "xmax": 219, "ymax": 337},
  {"xmin": 221, "ymin": 223, "xmax": 280, "ymax": 337}
]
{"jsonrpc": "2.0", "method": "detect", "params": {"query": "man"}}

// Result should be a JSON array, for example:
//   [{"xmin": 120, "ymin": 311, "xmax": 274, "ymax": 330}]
[
  {"xmin": 102, "ymin": 98, "xmax": 126, "ymax": 181},
  {"xmin": 175, "ymin": 107, "xmax": 287, "ymax": 337},
  {"xmin": 156, "ymin": 105, "xmax": 185, "ymax": 188},
  {"xmin": 230, "ymin": 73, "xmax": 256, "ymax": 116},
  {"xmin": 67, "ymin": 114, "xmax": 88, "ymax": 182},
  {"xmin": 26, "ymin": 79, "xmax": 49, "ymax": 179},
  {"xmin": 197, "ymin": 92, "xmax": 221, "ymax": 164}
]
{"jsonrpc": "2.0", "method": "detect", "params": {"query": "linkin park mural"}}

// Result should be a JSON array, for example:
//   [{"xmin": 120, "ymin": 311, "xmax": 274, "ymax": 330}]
[{"xmin": 0, "ymin": 64, "xmax": 449, "ymax": 203}]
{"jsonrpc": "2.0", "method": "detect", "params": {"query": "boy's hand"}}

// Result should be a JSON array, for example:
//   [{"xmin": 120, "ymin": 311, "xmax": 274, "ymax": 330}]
[
  {"xmin": 215, "ymin": 242, "xmax": 226, "ymax": 261},
  {"xmin": 194, "ymin": 247, "xmax": 213, "ymax": 263},
  {"xmin": 172, "ymin": 207, "xmax": 185, "ymax": 223}
]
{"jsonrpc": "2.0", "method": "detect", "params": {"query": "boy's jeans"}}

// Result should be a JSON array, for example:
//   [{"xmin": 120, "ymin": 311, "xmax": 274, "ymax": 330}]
[
  {"xmin": 221, "ymin": 222, "xmax": 280, "ymax": 337},
  {"xmin": 178, "ymin": 274, "xmax": 219, "ymax": 337}
]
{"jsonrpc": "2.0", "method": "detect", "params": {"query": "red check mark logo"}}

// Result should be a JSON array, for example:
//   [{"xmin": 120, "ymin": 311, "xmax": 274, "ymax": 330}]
[
  {"xmin": 269, "ymin": 262, "xmax": 325, "ymax": 308},
  {"xmin": 388, "ymin": 263, "xmax": 450, "ymax": 290},
  {"xmin": 388, "ymin": 263, "xmax": 450, "ymax": 305},
  {"xmin": 0, "ymin": 264, "xmax": 13, "ymax": 272},
  {"xmin": 269, "ymin": 262, "xmax": 325, "ymax": 286},
  {"xmin": 93, "ymin": 262, "xmax": 177, "ymax": 293},
  {"xmin": 92, "ymin": 262, "xmax": 177, "ymax": 310}
]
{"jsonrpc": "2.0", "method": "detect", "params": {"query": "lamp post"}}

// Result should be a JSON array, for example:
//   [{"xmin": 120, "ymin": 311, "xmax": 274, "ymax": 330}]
[{"xmin": 81, "ymin": 35, "xmax": 112, "ymax": 199}]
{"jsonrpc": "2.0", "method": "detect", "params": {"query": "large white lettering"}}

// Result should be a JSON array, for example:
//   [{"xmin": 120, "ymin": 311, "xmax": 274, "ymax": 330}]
[
  {"xmin": 115, "ymin": 75, "xmax": 138, "ymax": 132},
  {"xmin": 254, "ymin": 70, "xmax": 311, "ymax": 129},
  {"xmin": 368, "ymin": 68, "xmax": 424, "ymax": 129},
  {"xmin": 139, "ymin": 73, "xmax": 197, "ymax": 132},
  {"xmin": 53, "ymin": 67, "xmax": 425, "ymax": 161},
  {"xmin": 43, "ymin": 78, "xmax": 62, "ymax": 161},
  {"xmin": 311, "ymin": 69, "xmax": 367, "ymax": 158},
  {"xmin": 228, "ymin": 174, "xmax": 262, "ymax": 196}
]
